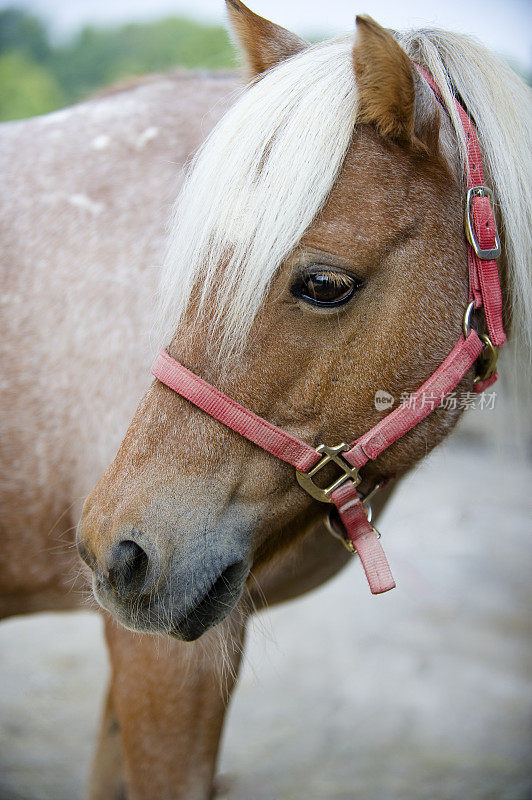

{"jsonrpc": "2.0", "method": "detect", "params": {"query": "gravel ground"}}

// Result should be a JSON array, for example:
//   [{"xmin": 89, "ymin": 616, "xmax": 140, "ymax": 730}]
[{"xmin": 1, "ymin": 428, "xmax": 531, "ymax": 800}]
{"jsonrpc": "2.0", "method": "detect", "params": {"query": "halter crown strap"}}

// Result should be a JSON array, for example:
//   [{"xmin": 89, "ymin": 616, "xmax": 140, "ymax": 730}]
[{"xmin": 151, "ymin": 65, "xmax": 506, "ymax": 598}]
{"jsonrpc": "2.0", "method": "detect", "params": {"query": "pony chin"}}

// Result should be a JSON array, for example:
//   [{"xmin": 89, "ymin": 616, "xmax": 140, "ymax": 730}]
[{"xmin": 91, "ymin": 548, "xmax": 251, "ymax": 642}]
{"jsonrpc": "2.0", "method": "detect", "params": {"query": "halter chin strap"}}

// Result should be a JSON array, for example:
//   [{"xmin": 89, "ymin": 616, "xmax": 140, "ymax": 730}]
[{"xmin": 151, "ymin": 67, "xmax": 505, "ymax": 596}]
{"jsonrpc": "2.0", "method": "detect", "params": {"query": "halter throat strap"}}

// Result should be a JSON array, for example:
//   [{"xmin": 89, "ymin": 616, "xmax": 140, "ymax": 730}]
[{"xmin": 151, "ymin": 67, "xmax": 505, "ymax": 597}]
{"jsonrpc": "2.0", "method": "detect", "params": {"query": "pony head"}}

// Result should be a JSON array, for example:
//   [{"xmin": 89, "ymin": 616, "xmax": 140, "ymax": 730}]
[{"xmin": 77, "ymin": 2, "xmax": 530, "ymax": 640}]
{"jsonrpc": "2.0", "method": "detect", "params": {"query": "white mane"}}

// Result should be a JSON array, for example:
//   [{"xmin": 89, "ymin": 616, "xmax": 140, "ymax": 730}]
[
  {"xmin": 158, "ymin": 36, "xmax": 358, "ymax": 355},
  {"xmin": 158, "ymin": 28, "xmax": 532, "ymax": 363}
]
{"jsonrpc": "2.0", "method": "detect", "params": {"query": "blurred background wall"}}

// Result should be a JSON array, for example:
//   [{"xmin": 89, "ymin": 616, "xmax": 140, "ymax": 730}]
[{"xmin": 0, "ymin": 0, "xmax": 530, "ymax": 122}]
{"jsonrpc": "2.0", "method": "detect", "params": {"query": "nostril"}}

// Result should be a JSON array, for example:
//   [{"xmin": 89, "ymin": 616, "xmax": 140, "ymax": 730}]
[
  {"xmin": 107, "ymin": 539, "xmax": 151, "ymax": 600},
  {"xmin": 76, "ymin": 531, "xmax": 96, "ymax": 570}
]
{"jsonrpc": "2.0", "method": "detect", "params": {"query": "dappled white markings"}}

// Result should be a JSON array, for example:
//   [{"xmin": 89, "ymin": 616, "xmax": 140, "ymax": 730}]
[
  {"xmin": 91, "ymin": 134, "xmax": 111, "ymax": 150},
  {"xmin": 68, "ymin": 194, "xmax": 105, "ymax": 216},
  {"xmin": 136, "ymin": 126, "xmax": 159, "ymax": 149}
]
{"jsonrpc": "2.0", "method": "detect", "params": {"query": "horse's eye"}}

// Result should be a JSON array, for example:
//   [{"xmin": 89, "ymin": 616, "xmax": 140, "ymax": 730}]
[{"xmin": 291, "ymin": 267, "xmax": 361, "ymax": 308}]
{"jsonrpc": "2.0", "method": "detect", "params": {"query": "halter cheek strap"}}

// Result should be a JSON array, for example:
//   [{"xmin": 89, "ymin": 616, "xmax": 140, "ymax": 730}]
[
  {"xmin": 151, "ymin": 68, "xmax": 505, "ymax": 596},
  {"xmin": 416, "ymin": 65, "xmax": 505, "ymax": 355}
]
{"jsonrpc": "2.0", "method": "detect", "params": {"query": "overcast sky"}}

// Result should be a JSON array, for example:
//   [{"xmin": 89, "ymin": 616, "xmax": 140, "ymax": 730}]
[{"xmin": 5, "ymin": 0, "xmax": 531, "ymax": 71}]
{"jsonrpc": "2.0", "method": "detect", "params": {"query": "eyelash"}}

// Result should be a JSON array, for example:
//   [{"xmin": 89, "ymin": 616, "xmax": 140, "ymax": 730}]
[{"xmin": 290, "ymin": 267, "xmax": 362, "ymax": 308}]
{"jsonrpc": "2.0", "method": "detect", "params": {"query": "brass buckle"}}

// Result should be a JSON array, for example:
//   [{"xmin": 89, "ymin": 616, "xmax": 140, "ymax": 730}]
[
  {"xmin": 465, "ymin": 186, "xmax": 501, "ymax": 260},
  {"xmin": 296, "ymin": 443, "xmax": 360, "ymax": 504}
]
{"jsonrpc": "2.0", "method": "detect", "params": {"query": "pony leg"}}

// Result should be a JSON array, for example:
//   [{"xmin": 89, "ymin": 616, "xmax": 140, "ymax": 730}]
[
  {"xmin": 101, "ymin": 614, "xmax": 246, "ymax": 800},
  {"xmin": 89, "ymin": 685, "xmax": 126, "ymax": 800}
]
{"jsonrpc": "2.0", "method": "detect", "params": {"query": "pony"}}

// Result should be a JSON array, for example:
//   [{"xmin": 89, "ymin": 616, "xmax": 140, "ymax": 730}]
[{"xmin": 1, "ymin": 2, "xmax": 530, "ymax": 798}]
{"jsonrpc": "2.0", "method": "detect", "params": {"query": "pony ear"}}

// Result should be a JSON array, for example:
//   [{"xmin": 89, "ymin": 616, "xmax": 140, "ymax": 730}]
[
  {"xmin": 226, "ymin": 0, "xmax": 308, "ymax": 79},
  {"xmin": 353, "ymin": 15, "xmax": 438, "ymax": 152}
]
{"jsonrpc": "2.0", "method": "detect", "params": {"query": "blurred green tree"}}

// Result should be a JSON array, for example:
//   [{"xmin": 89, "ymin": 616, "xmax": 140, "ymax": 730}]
[
  {"xmin": 0, "ymin": 9, "xmax": 236, "ymax": 121},
  {"xmin": 0, "ymin": 8, "xmax": 51, "ymax": 62},
  {"xmin": 51, "ymin": 17, "xmax": 235, "ymax": 99},
  {"xmin": 0, "ymin": 50, "xmax": 64, "ymax": 120}
]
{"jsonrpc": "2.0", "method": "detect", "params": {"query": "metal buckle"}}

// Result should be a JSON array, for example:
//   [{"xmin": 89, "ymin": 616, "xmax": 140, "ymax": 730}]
[
  {"xmin": 296, "ymin": 443, "xmax": 360, "ymax": 504},
  {"xmin": 465, "ymin": 186, "xmax": 501, "ymax": 260}
]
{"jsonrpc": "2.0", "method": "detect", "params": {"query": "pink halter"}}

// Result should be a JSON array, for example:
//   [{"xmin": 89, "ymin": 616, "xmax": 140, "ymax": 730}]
[{"xmin": 152, "ymin": 66, "xmax": 505, "ymax": 595}]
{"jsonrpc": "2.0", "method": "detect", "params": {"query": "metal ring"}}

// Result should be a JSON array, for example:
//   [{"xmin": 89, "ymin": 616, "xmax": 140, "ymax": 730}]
[
  {"xmin": 360, "ymin": 481, "xmax": 384, "ymax": 507},
  {"xmin": 463, "ymin": 300, "xmax": 474, "ymax": 338},
  {"xmin": 323, "ymin": 511, "xmax": 356, "ymax": 554}
]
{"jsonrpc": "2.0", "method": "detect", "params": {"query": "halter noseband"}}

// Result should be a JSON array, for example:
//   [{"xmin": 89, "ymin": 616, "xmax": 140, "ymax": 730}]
[{"xmin": 152, "ymin": 66, "xmax": 505, "ymax": 595}]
